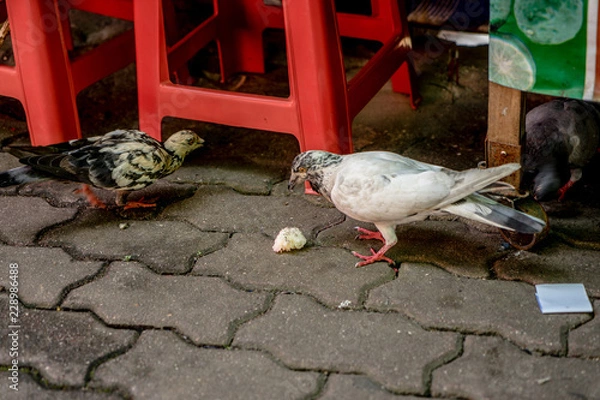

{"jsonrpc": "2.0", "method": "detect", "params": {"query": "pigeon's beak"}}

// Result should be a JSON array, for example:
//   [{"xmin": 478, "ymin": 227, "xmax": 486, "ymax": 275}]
[{"xmin": 288, "ymin": 173, "xmax": 301, "ymax": 191}]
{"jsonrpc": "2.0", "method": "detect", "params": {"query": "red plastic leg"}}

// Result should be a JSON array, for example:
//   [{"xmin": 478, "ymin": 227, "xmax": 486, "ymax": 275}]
[
  {"xmin": 7, "ymin": 0, "xmax": 81, "ymax": 145},
  {"xmin": 134, "ymin": 0, "xmax": 168, "ymax": 140},
  {"xmin": 284, "ymin": 0, "xmax": 352, "ymax": 154}
]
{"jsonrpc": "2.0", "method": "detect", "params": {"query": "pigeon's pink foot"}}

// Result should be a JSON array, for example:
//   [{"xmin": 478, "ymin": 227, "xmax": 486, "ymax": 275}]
[
  {"xmin": 354, "ymin": 227, "xmax": 385, "ymax": 242},
  {"xmin": 75, "ymin": 185, "xmax": 107, "ymax": 209},
  {"xmin": 352, "ymin": 247, "xmax": 395, "ymax": 268},
  {"xmin": 557, "ymin": 180, "xmax": 575, "ymax": 201}
]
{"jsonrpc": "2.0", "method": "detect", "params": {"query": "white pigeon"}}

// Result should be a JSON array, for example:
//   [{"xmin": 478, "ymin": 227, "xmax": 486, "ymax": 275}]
[{"xmin": 288, "ymin": 150, "xmax": 546, "ymax": 267}]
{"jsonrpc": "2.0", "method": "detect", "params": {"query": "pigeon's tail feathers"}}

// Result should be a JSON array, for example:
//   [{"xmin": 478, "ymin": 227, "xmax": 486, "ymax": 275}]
[
  {"xmin": 0, "ymin": 166, "xmax": 47, "ymax": 187},
  {"xmin": 440, "ymin": 163, "xmax": 521, "ymax": 209},
  {"xmin": 443, "ymin": 193, "xmax": 546, "ymax": 234}
]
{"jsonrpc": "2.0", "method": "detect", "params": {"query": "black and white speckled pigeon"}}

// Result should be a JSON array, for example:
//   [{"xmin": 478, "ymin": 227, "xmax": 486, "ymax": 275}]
[
  {"xmin": 289, "ymin": 150, "xmax": 546, "ymax": 267},
  {"xmin": 523, "ymin": 99, "xmax": 600, "ymax": 201},
  {"xmin": 0, "ymin": 129, "xmax": 204, "ymax": 208}
]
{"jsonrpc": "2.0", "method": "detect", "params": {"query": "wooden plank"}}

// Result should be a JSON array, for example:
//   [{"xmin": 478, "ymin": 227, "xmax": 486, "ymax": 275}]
[{"xmin": 486, "ymin": 81, "xmax": 526, "ymax": 187}]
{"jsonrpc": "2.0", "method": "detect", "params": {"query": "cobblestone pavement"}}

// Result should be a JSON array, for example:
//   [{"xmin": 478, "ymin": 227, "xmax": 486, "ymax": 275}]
[{"xmin": 1, "ymin": 33, "xmax": 599, "ymax": 399}]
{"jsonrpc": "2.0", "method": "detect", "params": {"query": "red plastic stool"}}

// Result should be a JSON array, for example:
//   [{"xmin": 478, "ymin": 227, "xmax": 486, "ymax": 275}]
[
  {"xmin": 134, "ymin": 0, "xmax": 419, "ymax": 154},
  {"xmin": 0, "ymin": 0, "xmax": 134, "ymax": 145}
]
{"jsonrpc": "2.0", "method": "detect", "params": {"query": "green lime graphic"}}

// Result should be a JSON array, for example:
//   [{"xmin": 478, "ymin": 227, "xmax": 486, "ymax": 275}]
[
  {"xmin": 514, "ymin": 0, "xmax": 584, "ymax": 45},
  {"xmin": 489, "ymin": 35, "xmax": 536, "ymax": 91},
  {"xmin": 491, "ymin": 0, "xmax": 512, "ymax": 26}
]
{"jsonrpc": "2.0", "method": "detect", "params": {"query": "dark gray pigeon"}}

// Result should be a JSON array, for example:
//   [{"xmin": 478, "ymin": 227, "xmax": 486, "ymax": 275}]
[{"xmin": 523, "ymin": 99, "xmax": 600, "ymax": 201}]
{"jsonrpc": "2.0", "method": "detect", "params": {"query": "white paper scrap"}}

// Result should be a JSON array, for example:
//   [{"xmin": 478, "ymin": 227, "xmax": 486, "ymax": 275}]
[
  {"xmin": 535, "ymin": 283, "xmax": 593, "ymax": 314},
  {"xmin": 437, "ymin": 30, "xmax": 489, "ymax": 47}
]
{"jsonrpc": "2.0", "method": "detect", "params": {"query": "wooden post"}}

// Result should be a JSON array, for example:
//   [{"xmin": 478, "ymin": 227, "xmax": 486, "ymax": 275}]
[{"xmin": 486, "ymin": 81, "xmax": 526, "ymax": 188}]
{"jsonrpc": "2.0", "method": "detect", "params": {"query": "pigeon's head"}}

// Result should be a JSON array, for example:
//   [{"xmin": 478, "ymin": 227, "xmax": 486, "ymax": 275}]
[
  {"xmin": 532, "ymin": 163, "xmax": 565, "ymax": 200},
  {"xmin": 164, "ymin": 130, "xmax": 204, "ymax": 157},
  {"xmin": 288, "ymin": 150, "xmax": 341, "ymax": 191}
]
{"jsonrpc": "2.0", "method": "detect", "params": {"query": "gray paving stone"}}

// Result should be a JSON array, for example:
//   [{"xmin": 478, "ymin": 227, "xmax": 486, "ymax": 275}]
[
  {"xmin": 18, "ymin": 181, "xmax": 88, "ymax": 208},
  {"xmin": 233, "ymin": 294, "xmax": 459, "ymax": 394},
  {"xmin": 547, "ymin": 204, "xmax": 600, "ymax": 249},
  {"xmin": 569, "ymin": 300, "xmax": 600, "ymax": 358},
  {"xmin": 432, "ymin": 335, "xmax": 600, "ymax": 400},
  {"xmin": 0, "ymin": 371, "xmax": 122, "ymax": 399},
  {"xmin": 494, "ymin": 239, "xmax": 600, "ymax": 296},
  {"xmin": 161, "ymin": 185, "xmax": 344, "ymax": 238},
  {"xmin": 0, "ymin": 114, "xmax": 27, "ymax": 143},
  {"xmin": 63, "ymin": 262, "xmax": 270, "ymax": 345},
  {"xmin": 0, "ymin": 246, "xmax": 103, "ymax": 308},
  {"xmin": 0, "ymin": 153, "xmax": 25, "ymax": 196},
  {"xmin": 0, "ymin": 295, "xmax": 137, "ymax": 387},
  {"xmin": 0, "ymin": 196, "xmax": 77, "ymax": 245},
  {"xmin": 366, "ymin": 263, "xmax": 590, "ymax": 354},
  {"xmin": 319, "ymin": 374, "xmax": 422, "ymax": 399},
  {"xmin": 317, "ymin": 219, "xmax": 508, "ymax": 278},
  {"xmin": 193, "ymin": 233, "xmax": 394, "ymax": 308},
  {"xmin": 167, "ymin": 160, "xmax": 283, "ymax": 195},
  {"xmin": 39, "ymin": 210, "xmax": 228, "ymax": 273},
  {"xmin": 91, "ymin": 330, "xmax": 321, "ymax": 400}
]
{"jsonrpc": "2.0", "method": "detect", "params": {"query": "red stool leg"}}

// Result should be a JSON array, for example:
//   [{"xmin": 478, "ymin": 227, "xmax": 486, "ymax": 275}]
[
  {"xmin": 388, "ymin": 0, "xmax": 420, "ymax": 107},
  {"xmin": 283, "ymin": 0, "xmax": 352, "ymax": 154},
  {"xmin": 6, "ymin": 0, "xmax": 80, "ymax": 145},
  {"xmin": 134, "ymin": 0, "xmax": 167, "ymax": 140},
  {"xmin": 216, "ymin": 0, "xmax": 270, "ymax": 80}
]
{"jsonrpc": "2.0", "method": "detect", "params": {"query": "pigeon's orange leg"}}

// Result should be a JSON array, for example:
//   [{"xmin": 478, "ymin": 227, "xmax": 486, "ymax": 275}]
[
  {"xmin": 558, "ymin": 168, "xmax": 583, "ymax": 201},
  {"xmin": 115, "ymin": 192, "xmax": 158, "ymax": 210},
  {"xmin": 75, "ymin": 185, "xmax": 107, "ymax": 209},
  {"xmin": 354, "ymin": 227, "xmax": 385, "ymax": 242},
  {"xmin": 352, "ymin": 244, "xmax": 395, "ymax": 268},
  {"xmin": 557, "ymin": 180, "xmax": 575, "ymax": 201}
]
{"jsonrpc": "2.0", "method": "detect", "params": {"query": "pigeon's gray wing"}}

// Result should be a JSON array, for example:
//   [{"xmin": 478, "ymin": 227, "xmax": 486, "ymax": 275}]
[
  {"xmin": 330, "ymin": 152, "xmax": 520, "ymax": 224},
  {"xmin": 562, "ymin": 100, "xmax": 600, "ymax": 167},
  {"xmin": 330, "ymin": 158, "xmax": 455, "ymax": 223},
  {"xmin": 16, "ymin": 130, "xmax": 169, "ymax": 190}
]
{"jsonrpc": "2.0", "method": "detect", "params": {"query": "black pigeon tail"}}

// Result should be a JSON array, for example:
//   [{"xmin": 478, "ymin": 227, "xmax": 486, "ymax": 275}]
[{"xmin": 0, "ymin": 166, "xmax": 48, "ymax": 187}]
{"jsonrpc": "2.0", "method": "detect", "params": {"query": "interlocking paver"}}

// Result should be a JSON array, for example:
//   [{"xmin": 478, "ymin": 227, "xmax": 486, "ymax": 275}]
[
  {"xmin": 167, "ymin": 160, "xmax": 283, "ymax": 195},
  {"xmin": 366, "ymin": 263, "xmax": 590, "ymax": 354},
  {"xmin": 193, "ymin": 233, "xmax": 394, "ymax": 308},
  {"xmin": 91, "ymin": 330, "xmax": 321, "ymax": 400},
  {"xmin": 432, "ymin": 335, "xmax": 600, "ymax": 399},
  {"xmin": 233, "ymin": 294, "xmax": 459, "ymax": 394},
  {"xmin": 494, "ymin": 239, "xmax": 600, "ymax": 296},
  {"xmin": 17, "ymin": 181, "xmax": 89, "ymax": 208},
  {"xmin": 0, "ymin": 295, "xmax": 137, "ymax": 387},
  {"xmin": 161, "ymin": 185, "xmax": 344, "ymax": 238},
  {"xmin": 568, "ymin": 300, "xmax": 600, "ymax": 358},
  {"xmin": 318, "ymin": 219, "xmax": 507, "ymax": 278},
  {"xmin": 0, "ymin": 371, "xmax": 123, "ymax": 399},
  {"xmin": 0, "ymin": 196, "xmax": 77, "ymax": 245},
  {"xmin": 39, "ymin": 210, "xmax": 228, "ymax": 273},
  {"xmin": 549, "ymin": 204, "xmax": 600, "ymax": 248},
  {"xmin": 63, "ymin": 262, "xmax": 270, "ymax": 345},
  {"xmin": 0, "ymin": 246, "xmax": 103, "ymax": 308},
  {"xmin": 319, "ymin": 374, "xmax": 422, "ymax": 399}
]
